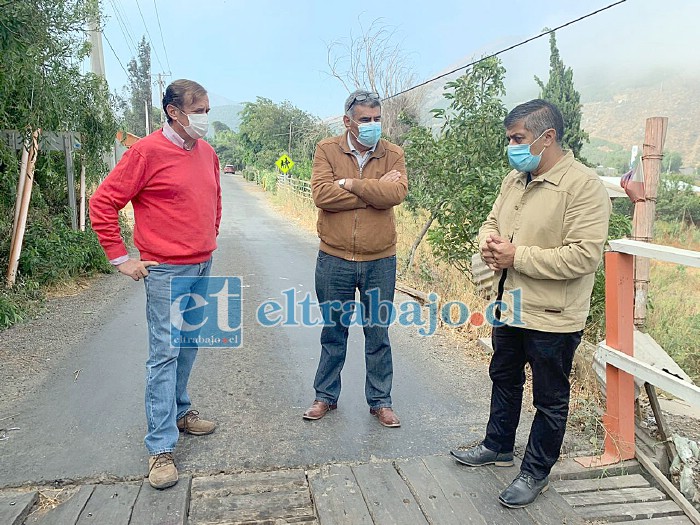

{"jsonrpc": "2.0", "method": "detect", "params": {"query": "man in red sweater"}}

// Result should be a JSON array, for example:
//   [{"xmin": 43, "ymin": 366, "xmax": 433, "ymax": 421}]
[{"xmin": 89, "ymin": 79, "xmax": 221, "ymax": 489}]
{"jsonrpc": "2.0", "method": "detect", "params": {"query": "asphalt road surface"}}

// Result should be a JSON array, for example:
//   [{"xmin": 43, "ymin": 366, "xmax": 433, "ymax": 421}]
[{"xmin": 0, "ymin": 174, "xmax": 511, "ymax": 487}]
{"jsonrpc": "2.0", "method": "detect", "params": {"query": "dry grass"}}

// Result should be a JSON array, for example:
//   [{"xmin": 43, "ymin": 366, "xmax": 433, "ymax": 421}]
[
  {"xmin": 646, "ymin": 221, "xmax": 700, "ymax": 382},
  {"xmin": 270, "ymin": 187, "xmax": 493, "ymax": 344}
]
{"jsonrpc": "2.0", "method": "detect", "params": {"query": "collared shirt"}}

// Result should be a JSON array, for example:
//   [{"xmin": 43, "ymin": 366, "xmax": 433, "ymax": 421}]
[
  {"xmin": 347, "ymin": 132, "xmax": 376, "ymax": 169},
  {"xmin": 162, "ymin": 121, "xmax": 188, "ymax": 150},
  {"xmin": 110, "ymin": 122, "xmax": 192, "ymax": 266}
]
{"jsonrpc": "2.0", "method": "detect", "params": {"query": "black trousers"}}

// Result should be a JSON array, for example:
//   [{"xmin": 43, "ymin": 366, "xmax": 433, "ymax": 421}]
[{"xmin": 483, "ymin": 324, "xmax": 582, "ymax": 480}]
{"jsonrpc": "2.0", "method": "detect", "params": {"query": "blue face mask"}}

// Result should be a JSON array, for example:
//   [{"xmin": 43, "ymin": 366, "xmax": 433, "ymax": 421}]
[
  {"xmin": 507, "ymin": 130, "xmax": 549, "ymax": 172},
  {"xmin": 352, "ymin": 120, "xmax": 382, "ymax": 147}
]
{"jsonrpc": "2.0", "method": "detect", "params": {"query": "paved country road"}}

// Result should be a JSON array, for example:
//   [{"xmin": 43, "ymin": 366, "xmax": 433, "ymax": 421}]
[{"xmin": 0, "ymin": 174, "xmax": 524, "ymax": 488}]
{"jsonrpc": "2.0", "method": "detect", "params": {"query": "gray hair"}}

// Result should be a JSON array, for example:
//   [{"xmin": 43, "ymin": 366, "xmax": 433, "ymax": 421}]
[
  {"xmin": 344, "ymin": 89, "xmax": 381, "ymax": 118},
  {"xmin": 163, "ymin": 79, "xmax": 208, "ymax": 123},
  {"xmin": 504, "ymin": 99, "xmax": 564, "ymax": 144}
]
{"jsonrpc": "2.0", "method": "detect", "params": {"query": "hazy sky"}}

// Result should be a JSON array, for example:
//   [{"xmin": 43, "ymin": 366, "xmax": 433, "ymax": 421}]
[{"xmin": 98, "ymin": 0, "xmax": 698, "ymax": 118}]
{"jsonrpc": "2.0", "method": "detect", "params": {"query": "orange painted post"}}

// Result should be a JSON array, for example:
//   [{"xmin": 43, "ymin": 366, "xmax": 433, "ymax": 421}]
[
  {"xmin": 576, "ymin": 251, "xmax": 635, "ymax": 467},
  {"xmin": 602, "ymin": 251, "xmax": 636, "ymax": 460}
]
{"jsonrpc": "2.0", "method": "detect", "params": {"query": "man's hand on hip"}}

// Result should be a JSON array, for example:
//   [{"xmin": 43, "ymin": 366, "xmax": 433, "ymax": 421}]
[{"xmin": 117, "ymin": 258, "xmax": 160, "ymax": 281}]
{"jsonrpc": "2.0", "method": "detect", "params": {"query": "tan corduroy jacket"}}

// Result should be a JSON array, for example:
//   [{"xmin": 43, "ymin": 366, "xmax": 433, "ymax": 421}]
[
  {"xmin": 311, "ymin": 133, "xmax": 408, "ymax": 261},
  {"xmin": 479, "ymin": 151, "xmax": 611, "ymax": 333}
]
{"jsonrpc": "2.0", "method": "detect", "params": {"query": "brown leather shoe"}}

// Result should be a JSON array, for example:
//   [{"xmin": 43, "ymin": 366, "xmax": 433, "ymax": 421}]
[
  {"xmin": 148, "ymin": 452, "xmax": 178, "ymax": 489},
  {"xmin": 303, "ymin": 400, "xmax": 337, "ymax": 420},
  {"xmin": 176, "ymin": 410, "xmax": 216, "ymax": 436},
  {"xmin": 370, "ymin": 407, "xmax": 401, "ymax": 428}
]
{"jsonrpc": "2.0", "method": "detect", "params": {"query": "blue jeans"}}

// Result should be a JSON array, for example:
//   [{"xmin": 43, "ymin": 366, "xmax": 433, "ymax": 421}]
[
  {"xmin": 313, "ymin": 251, "xmax": 396, "ymax": 409},
  {"xmin": 483, "ymin": 324, "xmax": 582, "ymax": 480},
  {"xmin": 142, "ymin": 258, "xmax": 212, "ymax": 455}
]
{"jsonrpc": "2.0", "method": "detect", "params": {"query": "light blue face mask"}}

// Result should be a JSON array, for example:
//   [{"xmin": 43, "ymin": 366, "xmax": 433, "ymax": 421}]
[
  {"xmin": 352, "ymin": 120, "xmax": 382, "ymax": 147},
  {"xmin": 507, "ymin": 130, "xmax": 550, "ymax": 172}
]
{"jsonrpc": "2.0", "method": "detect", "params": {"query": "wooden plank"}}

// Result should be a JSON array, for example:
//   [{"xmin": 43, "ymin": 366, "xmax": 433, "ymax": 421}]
[
  {"xmin": 395, "ymin": 457, "xmax": 482, "ymax": 525},
  {"xmin": 616, "ymin": 517, "xmax": 694, "ymax": 524},
  {"xmin": 551, "ymin": 458, "xmax": 642, "ymax": 480},
  {"xmin": 608, "ymin": 239, "xmax": 700, "ymax": 269},
  {"xmin": 307, "ymin": 464, "xmax": 373, "ymax": 525},
  {"xmin": 637, "ymin": 449, "xmax": 700, "ymax": 525},
  {"xmin": 555, "ymin": 473, "xmax": 650, "ymax": 494},
  {"xmin": 487, "ymin": 459, "xmax": 585, "ymax": 525},
  {"xmin": 28, "ymin": 485, "xmax": 95, "ymax": 525},
  {"xmin": 432, "ymin": 454, "xmax": 533, "ymax": 524},
  {"xmin": 352, "ymin": 462, "xmax": 429, "ymax": 525},
  {"xmin": 563, "ymin": 486, "xmax": 666, "ymax": 507},
  {"xmin": 600, "ymin": 344, "xmax": 700, "ymax": 407},
  {"xmin": 189, "ymin": 469, "xmax": 315, "ymax": 524},
  {"xmin": 188, "ymin": 490, "xmax": 315, "ymax": 524},
  {"xmin": 578, "ymin": 499, "xmax": 685, "ymax": 522},
  {"xmin": 0, "ymin": 491, "xmax": 38, "ymax": 525},
  {"xmin": 191, "ymin": 469, "xmax": 308, "ymax": 495},
  {"xmin": 75, "ymin": 483, "xmax": 140, "ymax": 525},
  {"xmin": 131, "ymin": 476, "xmax": 191, "ymax": 525}
]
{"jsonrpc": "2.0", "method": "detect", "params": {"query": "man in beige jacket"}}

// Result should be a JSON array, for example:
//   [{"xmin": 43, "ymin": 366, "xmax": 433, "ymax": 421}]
[
  {"xmin": 303, "ymin": 90, "xmax": 408, "ymax": 427},
  {"xmin": 451, "ymin": 99, "xmax": 611, "ymax": 508}
]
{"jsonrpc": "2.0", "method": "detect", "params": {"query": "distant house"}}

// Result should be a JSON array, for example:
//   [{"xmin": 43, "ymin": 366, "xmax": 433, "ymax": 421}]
[{"xmin": 115, "ymin": 131, "xmax": 141, "ymax": 163}]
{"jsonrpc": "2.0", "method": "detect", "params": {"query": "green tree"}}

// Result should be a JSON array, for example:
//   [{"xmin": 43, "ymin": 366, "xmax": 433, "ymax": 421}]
[
  {"xmin": 535, "ymin": 32, "xmax": 588, "ymax": 159},
  {"xmin": 661, "ymin": 151, "xmax": 683, "ymax": 173},
  {"xmin": 234, "ymin": 97, "xmax": 330, "ymax": 173},
  {"xmin": 211, "ymin": 121, "xmax": 231, "ymax": 134},
  {"xmin": 0, "ymin": 0, "xmax": 119, "ymax": 327},
  {"xmin": 404, "ymin": 57, "xmax": 508, "ymax": 273},
  {"xmin": 120, "ymin": 36, "xmax": 156, "ymax": 136}
]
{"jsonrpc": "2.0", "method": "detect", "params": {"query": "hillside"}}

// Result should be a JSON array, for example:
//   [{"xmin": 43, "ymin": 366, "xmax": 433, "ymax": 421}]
[
  {"xmin": 208, "ymin": 104, "xmax": 244, "ymax": 132},
  {"xmin": 581, "ymin": 74, "xmax": 700, "ymax": 168}
]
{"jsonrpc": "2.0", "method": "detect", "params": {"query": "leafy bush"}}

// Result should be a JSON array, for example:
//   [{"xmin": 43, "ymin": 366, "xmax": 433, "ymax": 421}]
[
  {"xmin": 585, "ymin": 211, "xmax": 633, "ymax": 342},
  {"xmin": 656, "ymin": 175, "xmax": 700, "ymax": 224}
]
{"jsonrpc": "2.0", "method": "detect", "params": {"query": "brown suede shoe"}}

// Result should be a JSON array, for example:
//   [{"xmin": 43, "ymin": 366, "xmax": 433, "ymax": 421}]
[
  {"xmin": 148, "ymin": 452, "xmax": 178, "ymax": 489},
  {"xmin": 177, "ymin": 410, "xmax": 216, "ymax": 436},
  {"xmin": 302, "ymin": 400, "xmax": 337, "ymax": 420},
  {"xmin": 370, "ymin": 407, "xmax": 401, "ymax": 428}
]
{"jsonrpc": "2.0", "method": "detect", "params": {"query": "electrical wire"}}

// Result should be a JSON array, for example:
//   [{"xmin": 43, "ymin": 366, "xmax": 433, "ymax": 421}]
[{"xmin": 383, "ymin": 0, "xmax": 628, "ymax": 101}]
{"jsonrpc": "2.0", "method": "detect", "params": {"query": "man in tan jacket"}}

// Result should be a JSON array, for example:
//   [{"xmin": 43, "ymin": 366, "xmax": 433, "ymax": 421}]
[
  {"xmin": 451, "ymin": 99, "xmax": 611, "ymax": 508},
  {"xmin": 303, "ymin": 90, "xmax": 408, "ymax": 427}
]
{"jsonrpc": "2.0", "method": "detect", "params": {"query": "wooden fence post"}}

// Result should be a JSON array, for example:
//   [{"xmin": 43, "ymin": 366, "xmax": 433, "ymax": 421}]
[
  {"xmin": 633, "ymin": 117, "xmax": 668, "ymax": 328},
  {"xmin": 6, "ymin": 130, "xmax": 40, "ymax": 287}
]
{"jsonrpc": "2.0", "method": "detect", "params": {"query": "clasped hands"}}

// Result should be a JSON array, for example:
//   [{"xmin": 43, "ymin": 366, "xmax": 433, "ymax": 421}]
[{"xmin": 481, "ymin": 234, "xmax": 516, "ymax": 271}]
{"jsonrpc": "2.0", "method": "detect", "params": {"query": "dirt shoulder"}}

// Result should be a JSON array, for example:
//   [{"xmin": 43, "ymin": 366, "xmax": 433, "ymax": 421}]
[{"xmin": 0, "ymin": 272, "xmax": 133, "ymax": 415}]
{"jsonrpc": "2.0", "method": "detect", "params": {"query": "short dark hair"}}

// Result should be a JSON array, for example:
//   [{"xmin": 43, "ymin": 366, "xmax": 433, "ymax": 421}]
[
  {"xmin": 504, "ymin": 99, "xmax": 564, "ymax": 144},
  {"xmin": 162, "ymin": 79, "xmax": 207, "ymax": 123},
  {"xmin": 344, "ymin": 89, "xmax": 381, "ymax": 118}
]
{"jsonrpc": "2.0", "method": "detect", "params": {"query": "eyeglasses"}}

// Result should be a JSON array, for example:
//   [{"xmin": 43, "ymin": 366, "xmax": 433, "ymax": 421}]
[{"xmin": 346, "ymin": 92, "xmax": 380, "ymax": 112}]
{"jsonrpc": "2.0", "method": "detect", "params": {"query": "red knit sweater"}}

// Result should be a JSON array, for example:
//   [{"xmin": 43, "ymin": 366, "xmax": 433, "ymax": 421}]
[{"xmin": 89, "ymin": 130, "xmax": 222, "ymax": 265}]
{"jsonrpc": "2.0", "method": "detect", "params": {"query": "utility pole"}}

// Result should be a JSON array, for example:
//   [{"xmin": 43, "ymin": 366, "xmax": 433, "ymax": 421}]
[
  {"xmin": 144, "ymin": 100, "xmax": 151, "ymax": 135},
  {"xmin": 157, "ymin": 73, "xmax": 167, "ymax": 124},
  {"xmin": 88, "ymin": 0, "xmax": 105, "ymax": 78},
  {"xmin": 288, "ymin": 120, "xmax": 293, "ymax": 155}
]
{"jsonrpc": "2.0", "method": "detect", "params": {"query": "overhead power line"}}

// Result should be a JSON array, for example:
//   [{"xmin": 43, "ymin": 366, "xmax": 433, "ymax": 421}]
[
  {"xmin": 134, "ymin": 0, "xmax": 165, "ymax": 72},
  {"xmin": 103, "ymin": 32, "xmax": 130, "ymax": 77},
  {"xmin": 384, "ymin": 0, "xmax": 627, "ymax": 101},
  {"xmin": 152, "ymin": 0, "xmax": 171, "ymax": 73},
  {"xmin": 107, "ymin": 0, "xmax": 137, "ymax": 56}
]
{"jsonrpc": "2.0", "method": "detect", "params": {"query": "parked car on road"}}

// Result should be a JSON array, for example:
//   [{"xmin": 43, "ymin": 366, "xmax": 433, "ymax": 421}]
[{"xmin": 223, "ymin": 165, "xmax": 235, "ymax": 174}]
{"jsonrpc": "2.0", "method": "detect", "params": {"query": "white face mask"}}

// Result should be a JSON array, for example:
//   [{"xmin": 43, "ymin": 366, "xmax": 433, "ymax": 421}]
[{"xmin": 179, "ymin": 110, "xmax": 209, "ymax": 139}]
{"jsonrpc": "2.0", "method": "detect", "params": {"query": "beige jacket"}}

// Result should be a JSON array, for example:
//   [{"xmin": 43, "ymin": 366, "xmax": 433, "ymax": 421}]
[
  {"xmin": 311, "ymin": 133, "xmax": 408, "ymax": 261},
  {"xmin": 479, "ymin": 151, "xmax": 611, "ymax": 332}
]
